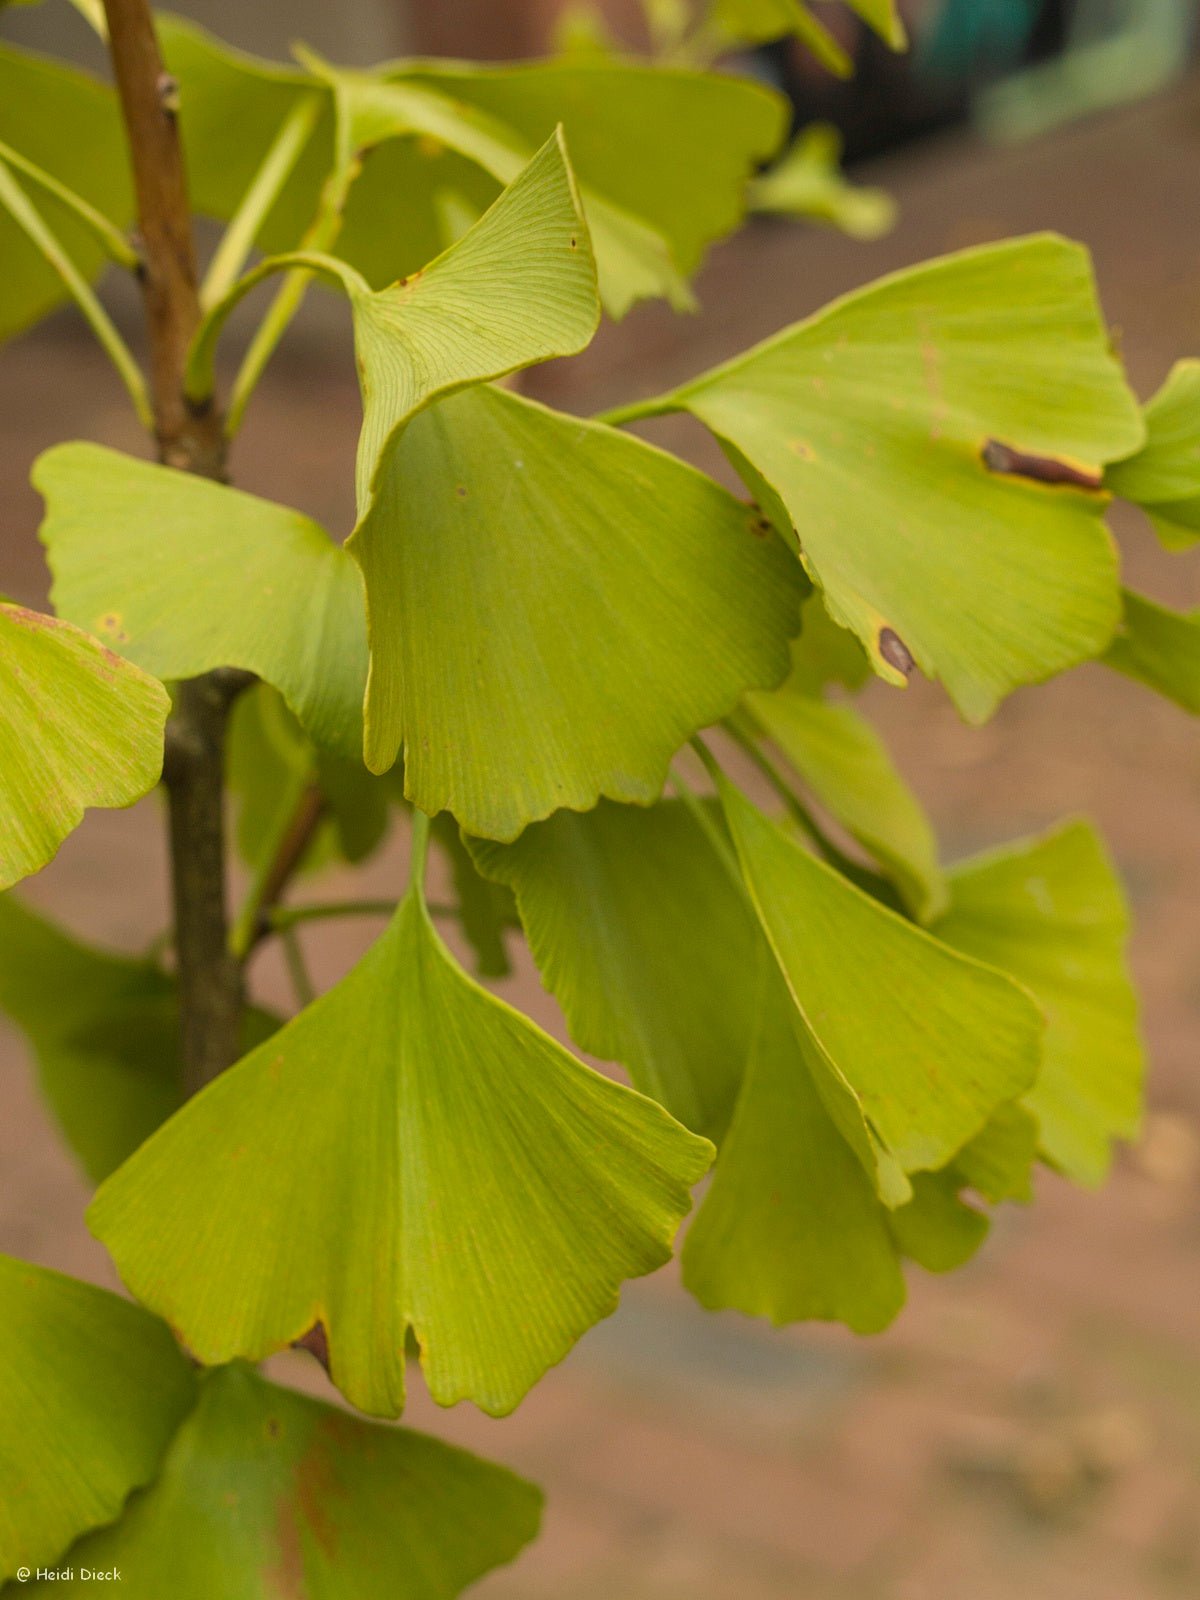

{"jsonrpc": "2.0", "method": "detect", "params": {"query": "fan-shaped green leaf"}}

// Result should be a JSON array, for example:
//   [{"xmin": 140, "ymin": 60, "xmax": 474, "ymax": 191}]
[
  {"xmin": 744, "ymin": 682, "xmax": 946, "ymax": 920},
  {"xmin": 35, "ymin": 445, "xmax": 367, "ymax": 760},
  {"xmin": 89, "ymin": 861, "xmax": 712, "ymax": 1419},
  {"xmin": 0, "ymin": 43, "xmax": 130, "ymax": 342},
  {"xmin": 1106, "ymin": 359, "xmax": 1200, "ymax": 548},
  {"xmin": 0, "ymin": 602, "xmax": 168, "ymax": 891},
  {"xmin": 707, "ymin": 0, "xmax": 851, "ymax": 71},
  {"xmin": 393, "ymin": 56, "xmax": 786, "ymax": 291},
  {"xmin": 748, "ymin": 123, "xmax": 896, "ymax": 239},
  {"xmin": 160, "ymin": 17, "xmax": 784, "ymax": 317},
  {"xmin": 716, "ymin": 773, "xmax": 1043, "ymax": 1182},
  {"xmin": 471, "ymin": 797, "xmax": 763, "ymax": 1139},
  {"xmin": 682, "ymin": 968, "xmax": 906, "ymax": 1331},
  {"xmin": 1104, "ymin": 588, "xmax": 1200, "ymax": 714},
  {"xmin": 635, "ymin": 236, "xmax": 1143, "ymax": 721},
  {"xmin": 682, "ymin": 958, "xmax": 990, "ymax": 1332},
  {"xmin": 349, "ymin": 385, "xmax": 804, "ymax": 837},
  {"xmin": 341, "ymin": 128, "xmax": 599, "ymax": 513},
  {"xmin": 25, "ymin": 1363, "xmax": 541, "ymax": 1599},
  {"xmin": 0, "ymin": 894, "xmax": 277, "ymax": 1185},
  {"xmin": 953, "ymin": 1100, "xmax": 1038, "ymax": 1204},
  {"xmin": 936, "ymin": 821, "xmax": 1143, "ymax": 1185},
  {"xmin": 0, "ymin": 1255, "xmax": 195, "ymax": 1584},
  {"xmin": 886, "ymin": 1171, "xmax": 988, "ymax": 1273}
]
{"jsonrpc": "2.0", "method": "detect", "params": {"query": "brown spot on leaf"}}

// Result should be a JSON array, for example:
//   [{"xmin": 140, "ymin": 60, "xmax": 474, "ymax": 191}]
[
  {"xmin": 879, "ymin": 627, "xmax": 915, "ymax": 677},
  {"xmin": 455, "ymin": 484, "xmax": 468, "ymax": 499},
  {"xmin": 982, "ymin": 439, "xmax": 1103, "ymax": 490},
  {"xmin": 569, "ymin": 235, "xmax": 578, "ymax": 249}
]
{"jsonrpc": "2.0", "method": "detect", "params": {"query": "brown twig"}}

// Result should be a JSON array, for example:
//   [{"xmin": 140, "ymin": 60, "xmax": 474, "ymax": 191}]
[{"xmin": 103, "ymin": 0, "xmax": 245, "ymax": 1093}]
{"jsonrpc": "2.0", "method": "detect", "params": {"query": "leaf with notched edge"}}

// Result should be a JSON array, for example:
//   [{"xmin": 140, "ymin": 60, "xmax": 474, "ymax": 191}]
[
  {"xmin": 470, "ymin": 797, "xmax": 764, "ymax": 1141},
  {"xmin": 0, "ymin": 602, "xmax": 168, "ymax": 891},
  {"xmin": 1106, "ymin": 359, "xmax": 1200, "ymax": 548},
  {"xmin": 714, "ymin": 773, "xmax": 1043, "ymax": 1192},
  {"xmin": 89, "ymin": 881, "xmax": 712, "ymax": 1420},
  {"xmin": 937, "ymin": 820, "xmax": 1143, "ymax": 1185},
  {"xmin": 682, "ymin": 962, "xmax": 989, "ymax": 1333},
  {"xmin": 23, "ymin": 1364, "xmax": 541, "ymax": 1600},
  {"xmin": 350, "ymin": 384, "xmax": 804, "ymax": 838},
  {"xmin": 1104, "ymin": 588, "xmax": 1200, "ymax": 715},
  {"xmin": 0, "ymin": 1255, "xmax": 195, "ymax": 1585},
  {"xmin": 35, "ymin": 446, "xmax": 368, "ymax": 760},
  {"xmin": 631, "ymin": 236, "xmax": 1143, "ymax": 721}
]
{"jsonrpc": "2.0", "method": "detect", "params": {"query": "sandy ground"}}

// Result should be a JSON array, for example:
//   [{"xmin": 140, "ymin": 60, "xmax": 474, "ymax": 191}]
[{"xmin": 1, "ymin": 76, "xmax": 1199, "ymax": 1600}]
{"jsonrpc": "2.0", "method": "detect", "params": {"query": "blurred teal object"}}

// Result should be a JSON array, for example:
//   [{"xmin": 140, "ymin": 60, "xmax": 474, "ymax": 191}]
[
  {"xmin": 977, "ymin": 0, "xmax": 1196, "ymax": 142},
  {"xmin": 918, "ymin": 0, "xmax": 1043, "ymax": 82}
]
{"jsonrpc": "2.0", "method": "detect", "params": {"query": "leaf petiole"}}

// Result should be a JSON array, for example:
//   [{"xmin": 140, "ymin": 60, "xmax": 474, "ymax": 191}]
[
  {"xmin": 200, "ymin": 92, "xmax": 325, "ymax": 312},
  {"xmin": 0, "ymin": 159, "xmax": 152, "ymax": 428},
  {"xmin": 0, "ymin": 136, "xmax": 139, "ymax": 269}
]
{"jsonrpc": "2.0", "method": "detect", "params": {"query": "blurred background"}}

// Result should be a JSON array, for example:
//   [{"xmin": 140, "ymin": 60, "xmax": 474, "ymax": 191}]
[{"xmin": 1, "ymin": 3, "xmax": 1199, "ymax": 1597}]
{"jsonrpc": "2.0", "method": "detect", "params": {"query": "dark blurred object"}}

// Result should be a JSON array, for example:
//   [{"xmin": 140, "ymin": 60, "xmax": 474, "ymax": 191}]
[{"xmin": 773, "ymin": 0, "xmax": 1198, "ymax": 159}]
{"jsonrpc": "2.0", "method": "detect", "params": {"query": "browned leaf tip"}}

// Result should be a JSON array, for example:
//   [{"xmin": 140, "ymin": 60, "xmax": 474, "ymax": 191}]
[
  {"xmin": 293, "ymin": 1321, "xmax": 330, "ymax": 1371},
  {"xmin": 982, "ymin": 440, "xmax": 1103, "ymax": 491},
  {"xmin": 878, "ymin": 626, "xmax": 915, "ymax": 677}
]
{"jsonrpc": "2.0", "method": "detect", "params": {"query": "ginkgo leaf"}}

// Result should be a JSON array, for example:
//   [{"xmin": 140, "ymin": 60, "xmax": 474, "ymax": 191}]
[
  {"xmin": 0, "ymin": 1254, "xmax": 195, "ymax": 1583},
  {"xmin": 313, "ymin": 129, "xmax": 597, "ymax": 516},
  {"xmin": 682, "ymin": 959, "xmax": 989, "ymax": 1332},
  {"xmin": 35, "ymin": 444, "xmax": 367, "ymax": 760},
  {"xmin": 743, "ymin": 681, "xmax": 946, "ymax": 920},
  {"xmin": 348, "ymin": 384, "xmax": 804, "ymax": 838},
  {"xmin": 936, "ymin": 821, "xmax": 1143, "ymax": 1185},
  {"xmin": 89, "ymin": 840, "xmax": 712, "ymax": 1420},
  {"xmin": 707, "ymin": 0, "xmax": 852, "ymax": 72},
  {"xmin": 0, "ymin": 894, "xmax": 277, "ymax": 1185},
  {"xmin": 1104, "ymin": 588, "xmax": 1200, "ymax": 714},
  {"xmin": 28, "ymin": 1364, "xmax": 541, "ymax": 1599},
  {"xmin": 0, "ymin": 42, "xmax": 131, "ymax": 342},
  {"xmin": 471, "ymin": 797, "xmax": 764, "ymax": 1139},
  {"xmin": 624, "ymin": 236, "xmax": 1143, "ymax": 721},
  {"xmin": 0, "ymin": 602, "xmax": 168, "ymax": 891},
  {"xmin": 952, "ymin": 1100, "xmax": 1038, "ymax": 1204},
  {"xmin": 786, "ymin": 593, "xmax": 871, "ymax": 695},
  {"xmin": 715, "ymin": 773, "xmax": 1043, "ymax": 1182},
  {"xmin": 886, "ymin": 1171, "xmax": 988, "ymax": 1273},
  {"xmin": 160, "ymin": 16, "xmax": 784, "ymax": 317},
  {"xmin": 748, "ymin": 123, "xmax": 896, "ymax": 240},
  {"xmin": 682, "ymin": 969, "xmax": 906, "ymax": 1331},
  {"xmin": 387, "ymin": 55, "xmax": 786, "ymax": 291},
  {"xmin": 1106, "ymin": 359, "xmax": 1200, "ymax": 548}
]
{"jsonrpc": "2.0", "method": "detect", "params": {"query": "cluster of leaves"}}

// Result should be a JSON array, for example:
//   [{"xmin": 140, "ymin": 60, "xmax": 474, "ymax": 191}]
[{"xmin": 0, "ymin": 0, "xmax": 1197, "ymax": 1591}]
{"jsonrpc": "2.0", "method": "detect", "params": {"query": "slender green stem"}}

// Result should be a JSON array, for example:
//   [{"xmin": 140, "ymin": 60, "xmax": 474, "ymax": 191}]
[
  {"xmin": 0, "ymin": 161, "xmax": 152, "ymax": 427},
  {"xmin": 720, "ymin": 720, "xmax": 833, "ymax": 850},
  {"xmin": 668, "ymin": 762, "xmax": 741, "ymax": 881},
  {"xmin": 200, "ymin": 92, "xmax": 324, "ymax": 311},
  {"xmin": 268, "ymin": 897, "xmax": 455, "ymax": 930},
  {"xmin": 225, "ymin": 158, "xmax": 361, "ymax": 436},
  {"xmin": 230, "ymin": 780, "xmax": 326, "ymax": 959},
  {"xmin": 718, "ymin": 721, "xmax": 903, "ymax": 907},
  {"xmin": 595, "ymin": 392, "xmax": 674, "ymax": 428},
  {"xmin": 280, "ymin": 923, "xmax": 317, "ymax": 1009},
  {"xmin": 410, "ymin": 808, "xmax": 432, "ymax": 902},
  {"xmin": 187, "ymin": 249, "xmax": 365, "ymax": 406},
  {"xmin": 0, "ymin": 138, "xmax": 139, "ymax": 269}
]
